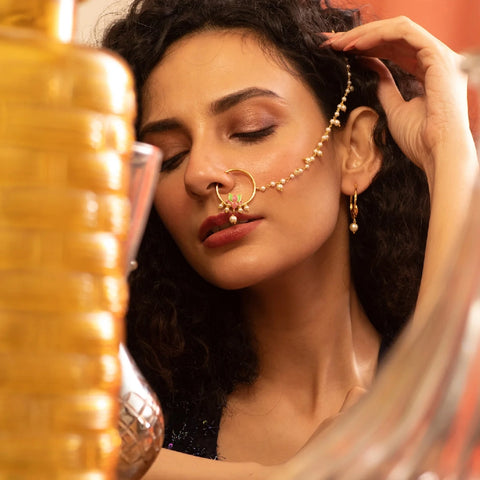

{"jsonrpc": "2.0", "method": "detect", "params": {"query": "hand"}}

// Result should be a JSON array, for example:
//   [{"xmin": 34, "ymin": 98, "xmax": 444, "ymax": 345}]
[
  {"xmin": 324, "ymin": 17, "xmax": 478, "ymax": 337},
  {"xmin": 325, "ymin": 16, "xmax": 473, "ymax": 182}
]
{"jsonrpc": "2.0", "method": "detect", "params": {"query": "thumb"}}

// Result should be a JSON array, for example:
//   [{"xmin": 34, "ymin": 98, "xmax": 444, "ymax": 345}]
[{"xmin": 360, "ymin": 57, "xmax": 406, "ymax": 119}]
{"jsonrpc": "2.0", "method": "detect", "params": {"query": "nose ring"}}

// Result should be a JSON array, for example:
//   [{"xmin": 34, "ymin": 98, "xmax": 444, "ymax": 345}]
[{"xmin": 215, "ymin": 169, "xmax": 257, "ymax": 225}]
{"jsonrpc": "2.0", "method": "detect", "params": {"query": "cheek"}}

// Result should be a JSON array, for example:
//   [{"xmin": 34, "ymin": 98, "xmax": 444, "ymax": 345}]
[
  {"xmin": 274, "ymin": 152, "xmax": 344, "ymax": 239},
  {"xmin": 281, "ymin": 184, "xmax": 343, "ymax": 248},
  {"xmin": 153, "ymin": 180, "xmax": 187, "ymax": 242},
  {"xmin": 281, "ymin": 143, "xmax": 342, "ymax": 205}
]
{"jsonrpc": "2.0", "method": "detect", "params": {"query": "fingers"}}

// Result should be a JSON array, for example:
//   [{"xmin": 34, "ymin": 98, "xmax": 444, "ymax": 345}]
[
  {"xmin": 322, "ymin": 16, "xmax": 450, "ymax": 78},
  {"xmin": 324, "ymin": 16, "xmax": 442, "ymax": 54},
  {"xmin": 359, "ymin": 57, "xmax": 407, "ymax": 116}
]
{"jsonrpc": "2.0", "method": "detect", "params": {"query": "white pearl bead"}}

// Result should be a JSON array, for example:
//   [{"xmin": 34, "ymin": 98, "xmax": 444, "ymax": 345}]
[{"xmin": 229, "ymin": 215, "xmax": 238, "ymax": 225}]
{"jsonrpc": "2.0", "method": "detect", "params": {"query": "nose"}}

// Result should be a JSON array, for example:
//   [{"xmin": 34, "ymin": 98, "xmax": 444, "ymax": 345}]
[{"xmin": 184, "ymin": 139, "xmax": 235, "ymax": 199}]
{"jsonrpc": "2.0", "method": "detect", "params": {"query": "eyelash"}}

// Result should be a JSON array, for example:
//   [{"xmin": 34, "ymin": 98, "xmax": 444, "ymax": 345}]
[
  {"xmin": 231, "ymin": 125, "xmax": 276, "ymax": 142},
  {"xmin": 160, "ymin": 126, "xmax": 276, "ymax": 172},
  {"xmin": 161, "ymin": 151, "xmax": 188, "ymax": 172}
]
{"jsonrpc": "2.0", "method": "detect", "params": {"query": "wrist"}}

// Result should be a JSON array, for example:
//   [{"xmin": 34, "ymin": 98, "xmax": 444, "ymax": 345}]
[{"xmin": 425, "ymin": 133, "xmax": 478, "ymax": 196}]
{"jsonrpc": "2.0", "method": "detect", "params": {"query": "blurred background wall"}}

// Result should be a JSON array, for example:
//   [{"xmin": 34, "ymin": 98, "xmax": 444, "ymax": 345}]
[
  {"xmin": 353, "ymin": 0, "xmax": 479, "ymax": 52},
  {"xmin": 76, "ymin": 0, "xmax": 131, "ymax": 44}
]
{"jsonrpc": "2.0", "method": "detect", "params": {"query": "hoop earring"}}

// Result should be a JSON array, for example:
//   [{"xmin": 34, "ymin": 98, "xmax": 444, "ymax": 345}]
[
  {"xmin": 349, "ymin": 187, "xmax": 359, "ymax": 234},
  {"xmin": 215, "ymin": 169, "xmax": 257, "ymax": 225}
]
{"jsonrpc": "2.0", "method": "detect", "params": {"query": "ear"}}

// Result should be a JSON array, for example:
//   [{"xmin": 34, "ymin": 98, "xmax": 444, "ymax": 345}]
[{"xmin": 336, "ymin": 106, "xmax": 382, "ymax": 195}]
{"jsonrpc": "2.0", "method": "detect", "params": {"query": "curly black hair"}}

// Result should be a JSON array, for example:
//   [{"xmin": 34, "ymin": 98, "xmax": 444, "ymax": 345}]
[{"xmin": 103, "ymin": 0, "xmax": 430, "ymax": 422}]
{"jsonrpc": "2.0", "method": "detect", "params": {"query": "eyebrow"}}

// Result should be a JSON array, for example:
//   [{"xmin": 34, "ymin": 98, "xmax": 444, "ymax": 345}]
[
  {"xmin": 139, "ymin": 118, "xmax": 181, "ymax": 140},
  {"xmin": 139, "ymin": 87, "xmax": 282, "ymax": 139},
  {"xmin": 210, "ymin": 87, "xmax": 281, "ymax": 114}
]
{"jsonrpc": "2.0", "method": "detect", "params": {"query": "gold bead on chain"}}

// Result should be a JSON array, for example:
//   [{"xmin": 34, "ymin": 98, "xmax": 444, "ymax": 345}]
[{"xmin": 256, "ymin": 60, "xmax": 353, "ymax": 193}]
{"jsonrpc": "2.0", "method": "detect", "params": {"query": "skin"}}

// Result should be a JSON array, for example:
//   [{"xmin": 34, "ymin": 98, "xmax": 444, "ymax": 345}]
[
  {"xmin": 141, "ymin": 29, "xmax": 381, "ymax": 464},
  {"xmin": 141, "ymin": 30, "xmax": 380, "ymax": 291},
  {"xmin": 138, "ymin": 16, "xmax": 478, "ymax": 480}
]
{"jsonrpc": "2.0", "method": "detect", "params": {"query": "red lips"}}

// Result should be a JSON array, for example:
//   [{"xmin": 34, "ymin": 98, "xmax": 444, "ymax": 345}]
[{"xmin": 199, "ymin": 212, "xmax": 261, "ymax": 243}]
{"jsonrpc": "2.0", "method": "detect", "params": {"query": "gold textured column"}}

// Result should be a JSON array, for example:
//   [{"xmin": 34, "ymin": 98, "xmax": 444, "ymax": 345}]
[{"xmin": 0, "ymin": 0, "xmax": 136, "ymax": 478}]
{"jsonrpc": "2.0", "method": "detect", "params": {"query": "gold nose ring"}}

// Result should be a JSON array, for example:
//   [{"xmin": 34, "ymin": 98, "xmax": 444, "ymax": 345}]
[{"xmin": 215, "ymin": 169, "xmax": 257, "ymax": 225}]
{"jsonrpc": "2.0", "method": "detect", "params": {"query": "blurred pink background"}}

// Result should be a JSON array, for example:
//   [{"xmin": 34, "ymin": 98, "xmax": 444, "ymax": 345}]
[{"xmin": 347, "ymin": 0, "xmax": 479, "ymax": 52}]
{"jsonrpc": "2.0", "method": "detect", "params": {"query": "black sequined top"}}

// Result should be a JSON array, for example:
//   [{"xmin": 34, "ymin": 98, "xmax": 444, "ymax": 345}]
[{"xmin": 163, "ymin": 400, "xmax": 222, "ymax": 459}]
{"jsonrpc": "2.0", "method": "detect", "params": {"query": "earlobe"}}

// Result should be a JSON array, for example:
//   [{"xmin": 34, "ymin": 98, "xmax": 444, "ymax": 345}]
[{"xmin": 339, "ymin": 106, "xmax": 382, "ymax": 195}]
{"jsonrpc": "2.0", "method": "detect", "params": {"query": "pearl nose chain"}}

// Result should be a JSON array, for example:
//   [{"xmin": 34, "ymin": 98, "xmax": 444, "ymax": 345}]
[{"xmin": 216, "ymin": 59, "xmax": 353, "ymax": 225}]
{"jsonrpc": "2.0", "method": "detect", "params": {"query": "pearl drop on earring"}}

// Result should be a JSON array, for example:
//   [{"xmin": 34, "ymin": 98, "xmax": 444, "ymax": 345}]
[{"xmin": 349, "ymin": 186, "xmax": 359, "ymax": 235}]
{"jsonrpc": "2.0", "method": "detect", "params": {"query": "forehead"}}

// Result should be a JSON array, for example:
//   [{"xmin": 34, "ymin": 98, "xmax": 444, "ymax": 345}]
[{"xmin": 141, "ymin": 29, "xmax": 305, "ymax": 119}]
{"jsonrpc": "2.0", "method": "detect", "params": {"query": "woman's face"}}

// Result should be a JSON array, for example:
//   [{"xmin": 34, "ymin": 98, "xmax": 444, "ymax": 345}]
[{"xmin": 141, "ymin": 30, "xmax": 348, "ymax": 289}]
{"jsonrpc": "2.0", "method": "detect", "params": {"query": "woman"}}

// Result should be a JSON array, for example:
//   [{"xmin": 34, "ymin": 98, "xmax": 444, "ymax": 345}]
[{"xmin": 103, "ymin": 0, "xmax": 478, "ymax": 478}]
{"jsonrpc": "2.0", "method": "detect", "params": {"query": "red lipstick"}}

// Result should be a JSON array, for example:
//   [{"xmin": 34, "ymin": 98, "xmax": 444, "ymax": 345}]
[{"xmin": 199, "ymin": 213, "xmax": 262, "ymax": 248}]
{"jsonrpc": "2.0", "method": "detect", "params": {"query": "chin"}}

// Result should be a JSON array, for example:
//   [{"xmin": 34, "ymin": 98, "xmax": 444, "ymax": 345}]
[
  {"xmin": 196, "ymin": 259, "xmax": 274, "ymax": 291},
  {"xmin": 203, "ymin": 270, "xmax": 266, "ymax": 291}
]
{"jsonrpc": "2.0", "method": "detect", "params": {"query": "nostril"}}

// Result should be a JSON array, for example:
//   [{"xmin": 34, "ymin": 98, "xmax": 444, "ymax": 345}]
[
  {"xmin": 211, "ymin": 181, "xmax": 223, "ymax": 189},
  {"xmin": 211, "ymin": 181, "xmax": 228, "ymax": 193}
]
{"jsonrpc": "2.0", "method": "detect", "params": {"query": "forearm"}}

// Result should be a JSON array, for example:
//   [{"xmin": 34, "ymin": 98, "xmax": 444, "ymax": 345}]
[
  {"xmin": 413, "ymin": 132, "xmax": 478, "ymax": 331},
  {"xmin": 143, "ymin": 449, "xmax": 278, "ymax": 480}
]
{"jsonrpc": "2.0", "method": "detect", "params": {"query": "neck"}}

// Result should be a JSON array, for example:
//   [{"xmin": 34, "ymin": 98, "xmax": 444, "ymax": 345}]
[{"xmin": 240, "ymin": 221, "xmax": 380, "ymax": 413}]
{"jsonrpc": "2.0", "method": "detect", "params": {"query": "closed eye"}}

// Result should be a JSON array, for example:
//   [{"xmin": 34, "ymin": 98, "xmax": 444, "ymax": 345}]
[
  {"xmin": 161, "ymin": 150, "xmax": 189, "ymax": 172},
  {"xmin": 231, "ymin": 125, "xmax": 276, "ymax": 143},
  {"xmin": 160, "ymin": 126, "xmax": 276, "ymax": 171}
]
